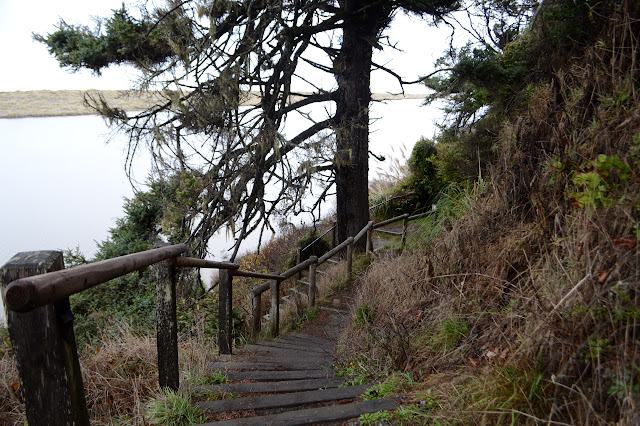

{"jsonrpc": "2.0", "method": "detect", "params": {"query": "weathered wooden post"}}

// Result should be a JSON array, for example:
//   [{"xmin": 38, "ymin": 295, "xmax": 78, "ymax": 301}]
[
  {"xmin": 152, "ymin": 256, "xmax": 179, "ymax": 391},
  {"xmin": 366, "ymin": 228, "xmax": 373, "ymax": 253},
  {"xmin": 218, "ymin": 269, "xmax": 233, "ymax": 354},
  {"xmin": 269, "ymin": 279, "xmax": 280, "ymax": 337},
  {"xmin": 296, "ymin": 248, "xmax": 303, "ymax": 281},
  {"xmin": 401, "ymin": 216, "xmax": 409, "ymax": 250},
  {"xmin": 346, "ymin": 242, "xmax": 353, "ymax": 279},
  {"xmin": 1, "ymin": 251, "xmax": 89, "ymax": 426},
  {"xmin": 331, "ymin": 223, "xmax": 337, "ymax": 248},
  {"xmin": 308, "ymin": 262, "xmax": 317, "ymax": 307},
  {"xmin": 251, "ymin": 291, "xmax": 262, "ymax": 337}
]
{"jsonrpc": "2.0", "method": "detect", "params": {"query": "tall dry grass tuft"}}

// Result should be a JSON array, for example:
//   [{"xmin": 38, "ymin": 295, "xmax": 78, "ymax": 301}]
[
  {"xmin": 0, "ymin": 348, "xmax": 23, "ymax": 425},
  {"xmin": 0, "ymin": 318, "xmax": 219, "ymax": 425}
]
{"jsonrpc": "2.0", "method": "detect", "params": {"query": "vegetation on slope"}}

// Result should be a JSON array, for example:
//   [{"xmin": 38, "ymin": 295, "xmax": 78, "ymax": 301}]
[{"xmin": 340, "ymin": 1, "xmax": 640, "ymax": 424}]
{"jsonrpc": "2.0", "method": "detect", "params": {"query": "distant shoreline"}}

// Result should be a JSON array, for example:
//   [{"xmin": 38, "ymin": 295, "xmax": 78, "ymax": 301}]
[{"xmin": 0, "ymin": 90, "xmax": 425, "ymax": 119}]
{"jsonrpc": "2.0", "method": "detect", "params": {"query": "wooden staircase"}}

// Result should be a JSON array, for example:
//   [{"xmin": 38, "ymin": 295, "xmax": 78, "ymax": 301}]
[{"xmin": 191, "ymin": 333, "xmax": 397, "ymax": 425}]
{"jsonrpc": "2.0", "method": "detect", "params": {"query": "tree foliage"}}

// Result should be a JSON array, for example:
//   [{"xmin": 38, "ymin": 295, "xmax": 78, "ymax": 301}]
[{"xmin": 37, "ymin": 0, "xmax": 459, "ymax": 259}]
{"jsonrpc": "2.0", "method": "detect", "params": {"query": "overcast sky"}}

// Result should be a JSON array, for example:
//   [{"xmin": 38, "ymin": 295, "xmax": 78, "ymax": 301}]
[{"xmin": 0, "ymin": 0, "xmax": 452, "ymax": 93}]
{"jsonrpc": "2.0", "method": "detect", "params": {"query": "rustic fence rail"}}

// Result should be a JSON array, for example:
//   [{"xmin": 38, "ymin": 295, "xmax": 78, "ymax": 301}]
[{"xmin": 0, "ymin": 199, "xmax": 431, "ymax": 426}]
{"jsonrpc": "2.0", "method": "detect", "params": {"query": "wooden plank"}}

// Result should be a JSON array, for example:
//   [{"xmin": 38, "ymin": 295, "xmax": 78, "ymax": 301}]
[
  {"xmin": 216, "ymin": 354, "xmax": 333, "ymax": 367},
  {"xmin": 1, "ymin": 251, "xmax": 89, "ymax": 426},
  {"xmin": 198, "ymin": 398, "xmax": 398, "ymax": 425},
  {"xmin": 188, "ymin": 377, "xmax": 346, "ymax": 394},
  {"xmin": 326, "ymin": 259, "xmax": 338, "ymax": 264},
  {"xmin": 289, "ymin": 333, "xmax": 332, "ymax": 345},
  {"xmin": 220, "ymin": 369, "xmax": 331, "ymax": 381},
  {"xmin": 255, "ymin": 340, "xmax": 328, "ymax": 353},
  {"xmin": 240, "ymin": 344, "xmax": 329, "ymax": 358},
  {"xmin": 277, "ymin": 335, "xmax": 333, "ymax": 349},
  {"xmin": 197, "ymin": 385, "xmax": 369, "ymax": 413},
  {"xmin": 208, "ymin": 361, "xmax": 323, "ymax": 371}
]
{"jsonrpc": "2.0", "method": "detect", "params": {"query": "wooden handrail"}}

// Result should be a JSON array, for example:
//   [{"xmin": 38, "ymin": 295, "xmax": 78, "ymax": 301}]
[
  {"xmin": 368, "ymin": 193, "xmax": 415, "ymax": 211},
  {"xmin": 4, "ymin": 244, "xmax": 188, "ymax": 312},
  {"xmin": 372, "ymin": 213, "xmax": 410, "ymax": 229},
  {"xmin": 281, "ymin": 256, "xmax": 318, "ymax": 280},
  {"xmin": 318, "ymin": 237, "xmax": 353, "ymax": 264},
  {"xmin": 172, "ymin": 256, "xmax": 239, "ymax": 269},
  {"xmin": 353, "ymin": 221, "xmax": 373, "ymax": 244},
  {"xmin": 235, "ymin": 270, "xmax": 283, "ymax": 281}
]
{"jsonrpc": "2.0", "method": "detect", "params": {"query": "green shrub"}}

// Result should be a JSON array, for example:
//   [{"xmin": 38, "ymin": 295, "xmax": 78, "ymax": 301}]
[{"xmin": 297, "ymin": 229, "xmax": 331, "ymax": 260}]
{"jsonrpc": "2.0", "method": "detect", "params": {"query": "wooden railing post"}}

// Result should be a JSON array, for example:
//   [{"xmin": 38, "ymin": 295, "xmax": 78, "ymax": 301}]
[
  {"xmin": 308, "ymin": 262, "xmax": 317, "ymax": 307},
  {"xmin": 366, "ymin": 228, "xmax": 373, "ymax": 253},
  {"xmin": 346, "ymin": 242, "xmax": 353, "ymax": 279},
  {"xmin": 1, "ymin": 251, "xmax": 89, "ymax": 426},
  {"xmin": 332, "ymin": 223, "xmax": 337, "ymax": 248},
  {"xmin": 269, "ymin": 279, "xmax": 280, "ymax": 337},
  {"xmin": 251, "ymin": 291, "xmax": 262, "ymax": 337},
  {"xmin": 218, "ymin": 269, "xmax": 233, "ymax": 354},
  {"xmin": 401, "ymin": 216, "xmax": 409, "ymax": 250},
  {"xmin": 296, "ymin": 248, "xmax": 303, "ymax": 281},
  {"xmin": 152, "ymin": 257, "xmax": 179, "ymax": 391}
]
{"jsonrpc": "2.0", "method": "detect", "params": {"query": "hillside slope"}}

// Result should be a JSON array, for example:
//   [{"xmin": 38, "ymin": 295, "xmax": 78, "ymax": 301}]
[{"xmin": 338, "ymin": 3, "xmax": 640, "ymax": 424}]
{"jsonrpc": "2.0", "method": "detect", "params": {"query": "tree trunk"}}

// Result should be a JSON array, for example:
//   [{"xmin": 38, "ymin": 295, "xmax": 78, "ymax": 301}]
[{"xmin": 336, "ymin": 1, "xmax": 389, "ymax": 249}]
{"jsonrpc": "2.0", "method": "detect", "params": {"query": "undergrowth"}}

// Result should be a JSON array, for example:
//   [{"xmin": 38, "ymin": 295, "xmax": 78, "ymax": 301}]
[{"xmin": 341, "ymin": 4, "xmax": 640, "ymax": 424}]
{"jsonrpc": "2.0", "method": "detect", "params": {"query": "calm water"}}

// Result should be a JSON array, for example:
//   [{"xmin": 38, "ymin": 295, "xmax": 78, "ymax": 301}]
[{"xmin": 0, "ymin": 99, "xmax": 437, "ymax": 321}]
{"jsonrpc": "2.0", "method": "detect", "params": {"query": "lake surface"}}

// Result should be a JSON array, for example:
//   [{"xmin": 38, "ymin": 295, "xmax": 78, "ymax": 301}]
[{"xmin": 0, "ymin": 99, "xmax": 438, "ymax": 321}]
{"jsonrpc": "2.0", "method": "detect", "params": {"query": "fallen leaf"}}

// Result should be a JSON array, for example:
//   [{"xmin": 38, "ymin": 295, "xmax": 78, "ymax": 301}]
[
  {"xmin": 485, "ymin": 350, "xmax": 498, "ymax": 360},
  {"xmin": 613, "ymin": 238, "xmax": 637, "ymax": 250},
  {"xmin": 598, "ymin": 270, "xmax": 608, "ymax": 283},
  {"xmin": 469, "ymin": 357, "xmax": 479, "ymax": 367}
]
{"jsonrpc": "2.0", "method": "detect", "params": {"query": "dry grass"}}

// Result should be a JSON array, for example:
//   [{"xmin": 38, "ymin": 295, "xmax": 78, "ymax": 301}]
[
  {"xmin": 0, "ymin": 320, "xmax": 219, "ymax": 425},
  {"xmin": 0, "ymin": 91, "xmax": 423, "ymax": 119},
  {"xmin": 337, "ymin": 5, "xmax": 640, "ymax": 424}
]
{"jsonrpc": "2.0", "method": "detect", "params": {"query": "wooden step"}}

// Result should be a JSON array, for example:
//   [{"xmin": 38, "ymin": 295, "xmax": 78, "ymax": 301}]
[
  {"xmin": 319, "ymin": 306, "xmax": 349, "ymax": 315},
  {"xmin": 288, "ymin": 333, "xmax": 332, "ymax": 345},
  {"xmin": 209, "ymin": 361, "xmax": 321, "ymax": 371},
  {"xmin": 197, "ymin": 398, "xmax": 398, "ymax": 425},
  {"xmin": 297, "ymin": 279, "xmax": 310, "ymax": 286},
  {"xmin": 316, "ymin": 269, "xmax": 326, "ymax": 276},
  {"xmin": 219, "ymin": 369, "xmax": 331, "ymax": 382},
  {"xmin": 326, "ymin": 258, "xmax": 339, "ymax": 264},
  {"xmin": 254, "ymin": 340, "xmax": 329, "ymax": 353},
  {"xmin": 219, "ymin": 353, "xmax": 333, "ymax": 367},
  {"xmin": 188, "ymin": 377, "xmax": 346, "ymax": 394},
  {"xmin": 289, "ymin": 287, "xmax": 307, "ymax": 298},
  {"xmin": 276, "ymin": 335, "xmax": 330, "ymax": 348},
  {"xmin": 197, "ymin": 384, "xmax": 369, "ymax": 414},
  {"xmin": 240, "ymin": 344, "xmax": 329, "ymax": 358}
]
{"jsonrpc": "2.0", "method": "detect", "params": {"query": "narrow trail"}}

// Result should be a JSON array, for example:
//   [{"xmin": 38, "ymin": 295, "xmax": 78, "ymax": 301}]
[{"xmin": 190, "ymin": 253, "xmax": 396, "ymax": 424}]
